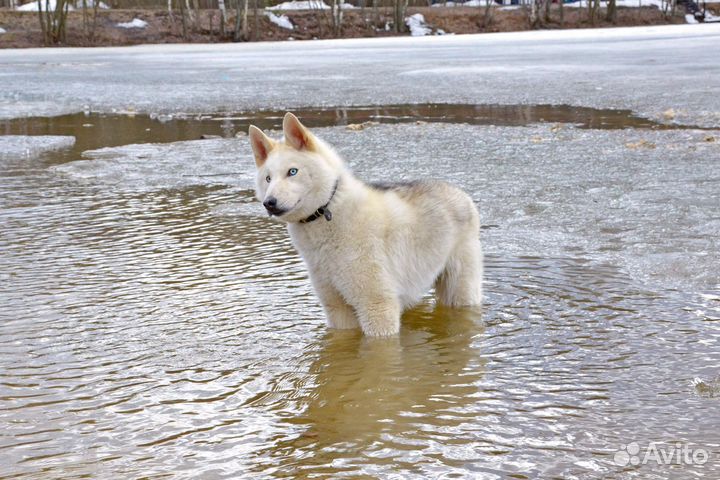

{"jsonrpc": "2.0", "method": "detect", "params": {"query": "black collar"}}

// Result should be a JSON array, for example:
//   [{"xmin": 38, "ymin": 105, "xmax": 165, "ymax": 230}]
[{"xmin": 300, "ymin": 179, "xmax": 339, "ymax": 224}]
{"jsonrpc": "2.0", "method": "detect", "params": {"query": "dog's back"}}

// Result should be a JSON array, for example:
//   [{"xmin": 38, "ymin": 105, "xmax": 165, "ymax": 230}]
[{"xmin": 366, "ymin": 180, "xmax": 482, "ymax": 308}]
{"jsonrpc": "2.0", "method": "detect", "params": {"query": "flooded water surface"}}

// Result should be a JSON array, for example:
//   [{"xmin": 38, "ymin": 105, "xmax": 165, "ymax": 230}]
[{"xmin": 1, "ymin": 105, "xmax": 719, "ymax": 479}]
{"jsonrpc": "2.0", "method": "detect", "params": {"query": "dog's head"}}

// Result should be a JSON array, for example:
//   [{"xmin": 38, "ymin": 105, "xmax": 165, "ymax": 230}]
[{"xmin": 249, "ymin": 113, "xmax": 342, "ymax": 223}]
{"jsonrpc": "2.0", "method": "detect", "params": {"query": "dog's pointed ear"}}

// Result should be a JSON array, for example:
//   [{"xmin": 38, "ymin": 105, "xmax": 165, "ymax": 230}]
[
  {"xmin": 249, "ymin": 125, "xmax": 275, "ymax": 168},
  {"xmin": 283, "ymin": 112, "xmax": 314, "ymax": 151}
]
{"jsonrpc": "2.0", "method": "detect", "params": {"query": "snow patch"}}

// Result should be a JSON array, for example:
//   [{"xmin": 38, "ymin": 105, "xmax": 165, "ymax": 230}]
[
  {"xmin": 116, "ymin": 18, "xmax": 148, "ymax": 29},
  {"xmin": 405, "ymin": 13, "xmax": 432, "ymax": 36},
  {"xmin": 16, "ymin": 0, "xmax": 108, "ymax": 9},
  {"xmin": 75, "ymin": 0, "xmax": 109, "ymax": 8},
  {"xmin": 565, "ymin": 0, "xmax": 665, "ymax": 7},
  {"xmin": 52, "ymin": 139, "xmax": 254, "ymax": 192},
  {"xmin": 0, "ymin": 27, "xmax": 6, "ymax": 34},
  {"xmin": 17, "ymin": 0, "xmax": 74, "ymax": 11},
  {"xmin": 0, "ymin": 135, "xmax": 75, "ymax": 161},
  {"xmin": 265, "ymin": 11, "xmax": 294, "ymax": 29},
  {"xmin": 267, "ymin": 0, "xmax": 329, "ymax": 10},
  {"xmin": 267, "ymin": 0, "xmax": 355, "ymax": 10},
  {"xmin": 405, "ymin": 13, "xmax": 447, "ymax": 36},
  {"xmin": 431, "ymin": 0, "xmax": 485, "ymax": 5},
  {"xmin": 685, "ymin": 13, "xmax": 699, "ymax": 23}
]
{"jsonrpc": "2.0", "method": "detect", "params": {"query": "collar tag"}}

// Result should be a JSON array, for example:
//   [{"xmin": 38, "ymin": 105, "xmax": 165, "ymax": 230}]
[{"xmin": 300, "ymin": 179, "xmax": 339, "ymax": 224}]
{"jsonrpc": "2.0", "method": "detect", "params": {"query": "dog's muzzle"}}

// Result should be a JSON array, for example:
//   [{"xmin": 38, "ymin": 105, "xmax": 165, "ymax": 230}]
[{"xmin": 263, "ymin": 197, "xmax": 286, "ymax": 216}]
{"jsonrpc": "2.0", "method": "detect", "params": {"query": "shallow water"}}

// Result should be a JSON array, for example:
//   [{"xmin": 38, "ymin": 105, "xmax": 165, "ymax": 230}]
[
  {"xmin": 1, "ymin": 109, "xmax": 720, "ymax": 479},
  {"xmin": 1, "ymin": 103, "xmax": 710, "ymax": 161}
]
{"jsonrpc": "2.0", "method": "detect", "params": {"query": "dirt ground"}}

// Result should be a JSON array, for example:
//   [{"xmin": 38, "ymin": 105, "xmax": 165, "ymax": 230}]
[{"xmin": 0, "ymin": 5, "xmax": 693, "ymax": 48}]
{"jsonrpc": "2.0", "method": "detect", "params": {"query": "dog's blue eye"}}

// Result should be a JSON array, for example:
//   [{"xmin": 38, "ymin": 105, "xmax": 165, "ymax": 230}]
[
  {"xmin": 288, "ymin": 168, "xmax": 298, "ymax": 176},
  {"xmin": 265, "ymin": 175, "xmax": 271, "ymax": 183}
]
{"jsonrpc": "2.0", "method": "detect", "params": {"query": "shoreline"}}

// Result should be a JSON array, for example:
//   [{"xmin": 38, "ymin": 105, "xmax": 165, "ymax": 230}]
[{"xmin": 0, "ymin": 4, "xmax": 699, "ymax": 48}]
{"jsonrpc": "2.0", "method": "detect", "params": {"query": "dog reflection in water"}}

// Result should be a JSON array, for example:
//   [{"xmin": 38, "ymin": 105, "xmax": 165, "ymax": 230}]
[{"xmin": 249, "ymin": 305, "xmax": 485, "ymax": 475}]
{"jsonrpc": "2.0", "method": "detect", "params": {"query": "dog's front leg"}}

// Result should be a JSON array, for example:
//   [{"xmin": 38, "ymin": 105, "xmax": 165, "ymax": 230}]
[
  {"xmin": 311, "ymin": 277, "xmax": 359, "ymax": 330},
  {"xmin": 354, "ymin": 295, "xmax": 401, "ymax": 337}
]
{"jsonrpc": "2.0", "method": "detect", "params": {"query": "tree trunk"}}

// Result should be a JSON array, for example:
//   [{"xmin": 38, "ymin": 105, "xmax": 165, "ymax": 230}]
[
  {"xmin": 606, "ymin": 0, "xmax": 616, "ymax": 22},
  {"xmin": 179, "ymin": 0, "xmax": 188, "ymax": 38},
  {"xmin": 192, "ymin": 0, "xmax": 201, "ymax": 31},
  {"xmin": 234, "ymin": 0, "xmax": 241, "ymax": 40},
  {"xmin": 393, "ymin": 0, "xmax": 408, "ymax": 33},
  {"xmin": 253, "ymin": 0, "xmax": 259, "ymax": 40},
  {"xmin": 37, "ymin": 0, "xmax": 47, "ymax": 45},
  {"xmin": 218, "ymin": 0, "xmax": 226, "ymax": 36},
  {"xmin": 184, "ymin": 0, "xmax": 195, "ymax": 32},
  {"xmin": 60, "ymin": 0, "xmax": 69, "ymax": 43},
  {"xmin": 82, "ymin": 0, "xmax": 88, "ymax": 40},
  {"xmin": 586, "ymin": 0, "xmax": 591, "ymax": 24},
  {"xmin": 90, "ymin": 0, "xmax": 99, "ymax": 43},
  {"xmin": 482, "ymin": 0, "xmax": 494, "ymax": 30},
  {"xmin": 559, "ymin": 0, "xmax": 564, "ymax": 27},
  {"xmin": 331, "ymin": 0, "xmax": 344, "ymax": 35},
  {"xmin": 530, "ymin": 0, "xmax": 538, "ymax": 28},
  {"xmin": 38, "ymin": 0, "xmax": 70, "ymax": 45},
  {"xmin": 242, "ymin": 0, "xmax": 249, "ymax": 40},
  {"xmin": 45, "ymin": 0, "xmax": 52, "ymax": 43},
  {"xmin": 234, "ymin": 0, "xmax": 249, "ymax": 41},
  {"xmin": 185, "ymin": 0, "xmax": 197, "ymax": 31}
]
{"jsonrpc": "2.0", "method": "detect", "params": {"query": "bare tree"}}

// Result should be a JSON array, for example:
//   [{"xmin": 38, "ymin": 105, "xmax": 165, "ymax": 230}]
[
  {"xmin": 192, "ymin": 0, "xmax": 201, "ymax": 30},
  {"xmin": 234, "ymin": 0, "xmax": 249, "ymax": 41},
  {"xmin": 661, "ymin": 0, "xmax": 676, "ymax": 18},
  {"xmin": 606, "ymin": 0, "xmax": 617, "ymax": 22},
  {"xmin": 482, "ymin": 0, "xmax": 495, "ymax": 30},
  {"xmin": 36, "ymin": 0, "xmax": 71, "ymax": 45},
  {"xmin": 179, "ymin": 0, "xmax": 188, "ymax": 39},
  {"xmin": 559, "ymin": 0, "xmax": 564, "ymax": 27},
  {"xmin": 37, "ymin": 0, "xmax": 46, "ymax": 43},
  {"xmin": 185, "ymin": 0, "xmax": 197, "ymax": 29},
  {"xmin": 81, "ymin": 0, "xmax": 100, "ymax": 44},
  {"xmin": 587, "ymin": 0, "xmax": 600, "ymax": 25},
  {"xmin": 253, "ymin": 0, "xmax": 259, "ymax": 40},
  {"xmin": 331, "ymin": 0, "xmax": 345, "ymax": 36},
  {"xmin": 311, "ymin": 0, "xmax": 329, "ymax": 37},
  {"xmin": 529, "ymin": 0, "xmax": 538, "ymax": 28},
  {"xmin": 393, "ymin": 0, "xmax": 408, "ymax": 33}
]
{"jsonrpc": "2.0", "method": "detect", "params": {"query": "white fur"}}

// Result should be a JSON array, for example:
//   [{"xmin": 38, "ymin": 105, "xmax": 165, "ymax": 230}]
[{"xmin": 250, "ymin": 113, "xmax": 483, "ymax": 336}]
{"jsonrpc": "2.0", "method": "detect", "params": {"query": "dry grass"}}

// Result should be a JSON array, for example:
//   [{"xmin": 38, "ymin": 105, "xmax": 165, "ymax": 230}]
[{"xmin": 0, "ymin": 6, "xmax": 686, "ymax": 48}]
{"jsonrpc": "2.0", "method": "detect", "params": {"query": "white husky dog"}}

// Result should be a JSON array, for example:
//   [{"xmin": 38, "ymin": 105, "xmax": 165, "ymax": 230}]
[{"xmin": 249, "ymin": 113, "xmax": 483, "ymax": 336}]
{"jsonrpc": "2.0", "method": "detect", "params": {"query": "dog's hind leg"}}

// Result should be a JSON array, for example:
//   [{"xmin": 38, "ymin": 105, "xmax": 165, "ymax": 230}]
[{"xmin": 435, "ymin": 235, "xmax": 483, "ymax": 307}]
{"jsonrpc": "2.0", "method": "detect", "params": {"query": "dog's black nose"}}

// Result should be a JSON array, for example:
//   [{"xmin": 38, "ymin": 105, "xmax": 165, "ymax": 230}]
[
  {"xmin": 263, "ymin": 197, "xmax": 277, "ymax": 209},
  {"xmin": 263, "ymin": 196, "xmax": 285, "ymax": 216}
]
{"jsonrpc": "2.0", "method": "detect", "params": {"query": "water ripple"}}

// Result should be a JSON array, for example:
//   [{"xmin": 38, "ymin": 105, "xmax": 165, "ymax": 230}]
[{"xmin": 2, "ymin": 125, "xmax": 720, "ymax": 479}]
